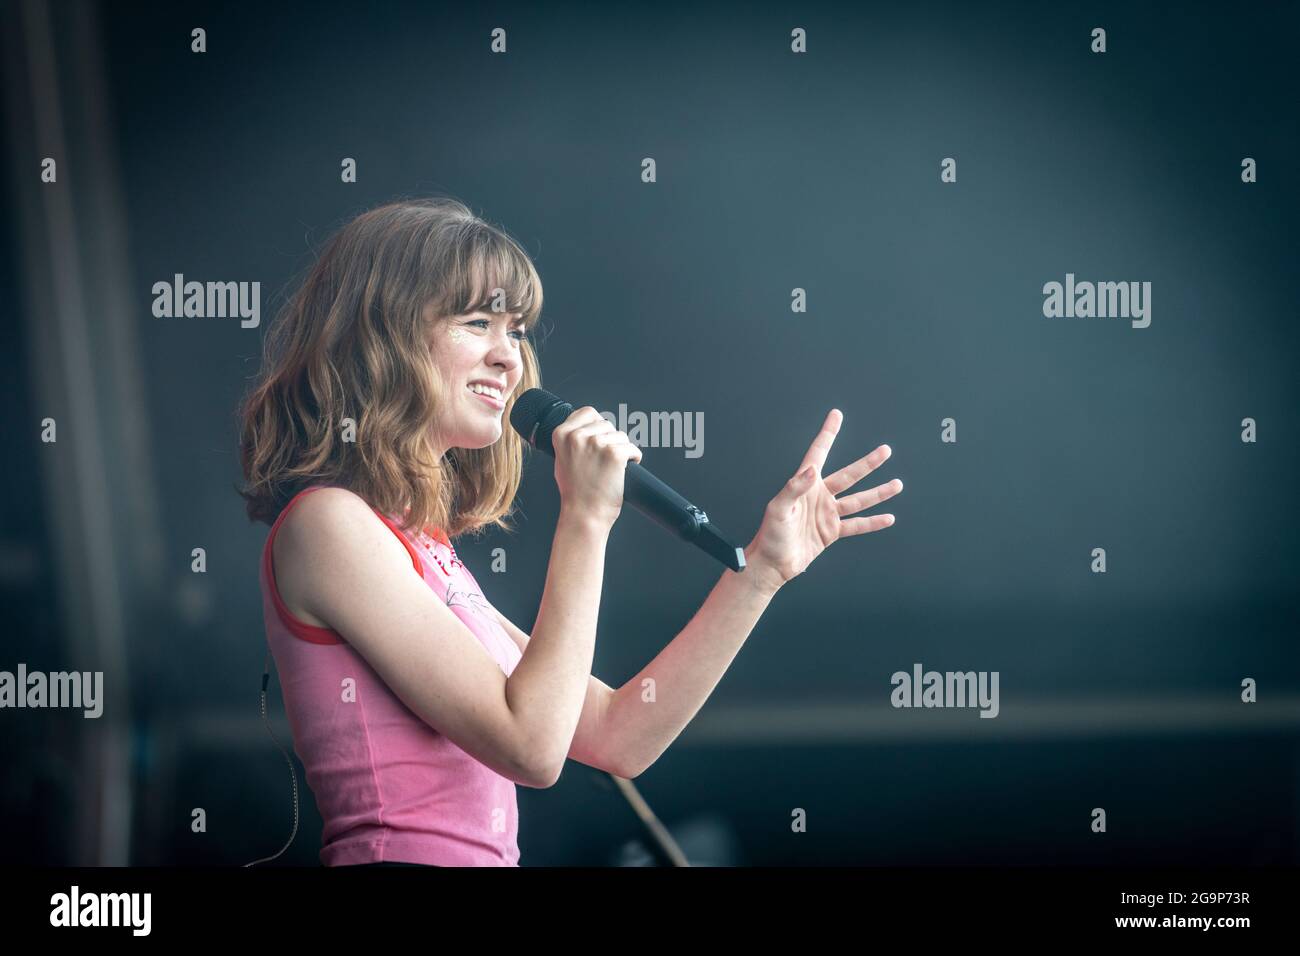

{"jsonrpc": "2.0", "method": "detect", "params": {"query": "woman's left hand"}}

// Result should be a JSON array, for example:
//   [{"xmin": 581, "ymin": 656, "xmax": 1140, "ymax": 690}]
[{"xmin": 743, "ymin": 409, "xmax": 902, "ymax": 595}]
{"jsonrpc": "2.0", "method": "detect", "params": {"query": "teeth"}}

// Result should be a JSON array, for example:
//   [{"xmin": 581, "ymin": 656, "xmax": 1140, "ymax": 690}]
[{"xmin": 469, "ymin": 383, "xmax": 503, "ymax": 399}]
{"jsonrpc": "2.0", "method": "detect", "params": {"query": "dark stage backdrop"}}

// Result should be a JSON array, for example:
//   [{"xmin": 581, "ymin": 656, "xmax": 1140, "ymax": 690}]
[{"xmin": 2, "ymin": 0, "xmax": 1296, "ymax": 866}]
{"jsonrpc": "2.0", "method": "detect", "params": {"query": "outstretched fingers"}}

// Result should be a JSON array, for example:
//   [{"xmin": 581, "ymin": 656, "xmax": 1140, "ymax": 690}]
[
  {"xmin": 824, "ymin": 443, "xmax": 891, "ymax": 496},
  {"xmin": 799, "ymin": 409, "xmax": 843, "ymax": 477},
  {"xmin": 839, "ymin": 513, "xmax": 896, "ymax": 536},
  {"xmin": 836, "ymin": 477, "xmax": 903, "ymax": 516}
]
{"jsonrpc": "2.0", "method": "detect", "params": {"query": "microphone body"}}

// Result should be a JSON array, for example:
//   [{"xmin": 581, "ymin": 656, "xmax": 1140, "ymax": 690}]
[{"xmin": 511, "ymin": 389, "xmax": 747, "ymax": 572}]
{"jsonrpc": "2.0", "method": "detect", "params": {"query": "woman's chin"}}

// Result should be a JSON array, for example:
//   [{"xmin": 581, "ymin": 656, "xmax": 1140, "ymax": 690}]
[
  {"xmin": 443, "ymin": 419, "xmax": 504, "ymax": 452},
  {"xmin": 467, "ymin": 425, "xmax": 504, "ymax": 448}
]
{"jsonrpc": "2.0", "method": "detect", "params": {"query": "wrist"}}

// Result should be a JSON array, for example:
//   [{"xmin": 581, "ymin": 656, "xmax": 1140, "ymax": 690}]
[
  {"xmin": 739, "ymin": 546, "xmax": 785, "ymax": 598},
  {"xmin": 557, "ymin": 506, "xmax": 615, "ymax": 538}
]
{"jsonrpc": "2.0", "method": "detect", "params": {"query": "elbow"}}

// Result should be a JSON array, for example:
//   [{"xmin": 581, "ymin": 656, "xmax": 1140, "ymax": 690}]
[
  {"xmin": 523, "ymin": 761, "xmax": 563, "ymax": 789},
  {"xmin": 509, "ymin": 717, "xmax": 566, "ymax": 788},
  {"xmin": 602, "ymin": 738, "xmax": 654, "ymax": 779},
  {"xmin": 516, "ymin": 746, "xmax": 565, "ymax": 789},
  {"xmin": 611, "ymin": 754, "xmax": 648, "ymax": 780},
  {"xmin": 527, "ymin": 758, "xmax": 563, "ymax": 789}
]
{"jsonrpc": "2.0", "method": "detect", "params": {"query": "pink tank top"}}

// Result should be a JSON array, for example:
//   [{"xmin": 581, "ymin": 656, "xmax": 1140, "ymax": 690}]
[{"xmin": 258, "ymin": 484, "xmax": 524, "ymax": 866}]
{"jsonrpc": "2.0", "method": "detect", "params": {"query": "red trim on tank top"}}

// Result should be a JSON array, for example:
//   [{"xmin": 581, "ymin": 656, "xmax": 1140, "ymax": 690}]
[
  {"xmin": 262, "ymin": 486, "xmax": 430, "ymax": 645},
  {"xmin": 422, "ymin": 525, "xmax": 451, "ymax": 548}
]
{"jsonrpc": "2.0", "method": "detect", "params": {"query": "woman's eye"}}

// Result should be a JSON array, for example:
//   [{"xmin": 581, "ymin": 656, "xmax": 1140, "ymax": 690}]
[{"xmin": 465, "ymin": 319, "xmax": 526, "ymax": 342}]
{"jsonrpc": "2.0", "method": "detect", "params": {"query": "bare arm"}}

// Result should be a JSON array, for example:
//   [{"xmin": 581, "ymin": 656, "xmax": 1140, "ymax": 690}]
[
  {"xmin": 597, "ymin": 546, "xmax": 778, "ymax": 778},
  {"xmin": 556, "ymin": 410, "xmax": 904, "ymax": 779},
  {"xmin": 489, "ymin": 552, "xmax": 776, "ymax": 781},
  {"xmin": 276, "ymin": 487, "xmax": 611, "ymax": 789},
  {"xmin": 501, "ymin": 405, "xmax": 642, "ymax": 783},
  {"xmin": 499, "ymin": 508, "xmax": 613, "ymax": 785},
  {"xmin": 489, "ymin": 606, "xmax": 619, "ymax": 775}
]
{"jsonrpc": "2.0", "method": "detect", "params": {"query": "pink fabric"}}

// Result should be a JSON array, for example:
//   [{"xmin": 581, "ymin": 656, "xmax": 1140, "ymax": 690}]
[{"xmin": 259, "ymin": 484, "xmax": 524, "ymax": 866}]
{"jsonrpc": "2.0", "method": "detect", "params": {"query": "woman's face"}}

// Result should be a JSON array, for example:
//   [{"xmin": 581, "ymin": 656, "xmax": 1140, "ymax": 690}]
[{"xmin": 426, "ymin": 306, "xmax": 526, "ymax": 452}]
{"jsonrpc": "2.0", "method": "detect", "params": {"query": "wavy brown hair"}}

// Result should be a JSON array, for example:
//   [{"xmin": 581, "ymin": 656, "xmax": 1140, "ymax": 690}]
[{"xmin": 237, "ymin": 197, "xmax": 544, "ymax": 539}]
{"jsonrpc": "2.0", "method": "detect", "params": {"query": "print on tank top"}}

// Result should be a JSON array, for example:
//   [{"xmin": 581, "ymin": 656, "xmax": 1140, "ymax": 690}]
[{"xmin": 411, "ymin": 528, "xmax": 499, "ymax": 630}]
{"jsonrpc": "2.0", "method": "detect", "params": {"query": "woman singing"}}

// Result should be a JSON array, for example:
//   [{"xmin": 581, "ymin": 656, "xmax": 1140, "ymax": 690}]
[{"xmin": 237, "ymin": 197, "xmax": 903, "ymax": 867}]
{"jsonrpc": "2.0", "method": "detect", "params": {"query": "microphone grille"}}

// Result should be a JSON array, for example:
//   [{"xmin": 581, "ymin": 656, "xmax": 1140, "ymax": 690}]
[{"xmin": 509, "ymin": 387, "xmax": 563, "ymax": 439}]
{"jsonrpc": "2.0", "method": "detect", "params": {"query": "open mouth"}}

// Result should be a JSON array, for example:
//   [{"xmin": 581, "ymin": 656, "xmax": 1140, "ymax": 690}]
[{"xmin": 467, "ymin": 384, "xmax": 505, "ymax": 409}]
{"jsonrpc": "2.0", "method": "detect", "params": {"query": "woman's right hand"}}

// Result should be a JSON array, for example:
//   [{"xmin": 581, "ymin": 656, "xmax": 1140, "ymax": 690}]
[{"xmin": 551, "ymin": 406, "xmax": 644, "ymax": 531}]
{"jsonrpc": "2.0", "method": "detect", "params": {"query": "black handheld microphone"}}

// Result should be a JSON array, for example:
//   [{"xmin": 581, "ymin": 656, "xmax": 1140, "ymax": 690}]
[{"xmin": 510, "ymin": 388, "xmax": 747, "ymax": 572}]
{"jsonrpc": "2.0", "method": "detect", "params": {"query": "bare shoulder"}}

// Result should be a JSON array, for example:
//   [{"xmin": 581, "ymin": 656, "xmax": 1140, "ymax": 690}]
[
  {"xmin": 272, "ymin": 487, "xmax": 409, "ymax": 628},
  {"xmin": 268, "ymin": 492, "xmax": 556, "ymax": 786}
]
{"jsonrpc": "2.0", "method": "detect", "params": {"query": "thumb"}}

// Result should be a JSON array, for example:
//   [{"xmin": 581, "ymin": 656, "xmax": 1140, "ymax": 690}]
[
  {"xmin": 787, "ymin": 464, "xmax": 816, "ymax": 492},
  {"xmin": 773, "ymin": 465, "xmax": 817, "ymax": 510}
]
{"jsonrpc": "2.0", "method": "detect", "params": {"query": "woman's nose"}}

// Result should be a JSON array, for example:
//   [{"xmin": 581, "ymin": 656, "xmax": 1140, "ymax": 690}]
[{"xmin": 487, "ymin": 332, "xmax": 521, "ymax": 370}]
